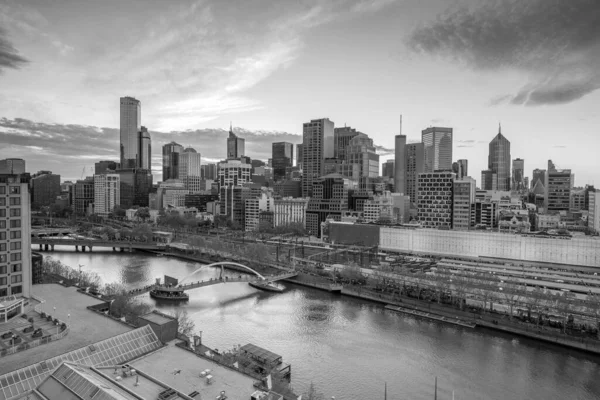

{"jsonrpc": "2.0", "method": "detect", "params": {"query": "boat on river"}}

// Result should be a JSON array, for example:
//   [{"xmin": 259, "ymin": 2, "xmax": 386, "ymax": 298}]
[
  {"xmin": 249, "ymin": 280, "xmax": 284, "ymax": 293},
  {"xmin": 149, "ymin": 285, "xmax": 189, "ymax": 300}
]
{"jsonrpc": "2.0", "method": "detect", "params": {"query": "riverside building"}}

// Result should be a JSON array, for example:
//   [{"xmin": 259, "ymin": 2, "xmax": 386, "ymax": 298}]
[{"xmin": 416, "ymin": 171, "xmax": 455, "ymax": 229}]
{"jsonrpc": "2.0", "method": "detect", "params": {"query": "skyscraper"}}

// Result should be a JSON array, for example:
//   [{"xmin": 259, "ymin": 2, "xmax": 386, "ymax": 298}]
[
  {"xmin": 487, "ymin": 125, "xmax": 511, "ymax": 191},
  {"xmin": 417, "ymin": 171, "xmax": 455, "ymax": 228},
  {"xmin": 394, "ymin": 135, "xmax": 406, "ymax": 194},
  {"xmin": 382, "ymin": 160, "xmax": 395, "ymax": 179},
  {"xmin": 421, "ymin": 127, "xmax": 453, "ymax": 172},
  {"xmin": 272, "ymin": 142, "xmax": 294, "ymax": 181},
  {"xmin": 532, "ymin": 168, "xmax": 546, "ymax": 190},
  {"xmin": 545, "ymin": 160, "xmax": 572, "ymax": 213},
  {"xmin": 333, "ymin": 126, "xmax": 360, "ymax": 160},
  {"xmin": 457, "ymin": 159, "xmax": 468, "ymax": 179},
  {"xmin": 227, "ymin": 124, "xmax": 245, "ymax": 159},
  {"xmin": 453, "ymin": 177, "xmax": 476, "ymax": 230},
  {"xmin": 93, "ymin": 174, "xmax": 120, "ymax": 216},
  {"xmin": 179, "ymin": 147, "xmax": 202, "ymax": 192},
  {"xmin": 30, "ymin": 171, "xmax": 61, "ymax": 208},
  {"xmin": 0, "ymin": 158, "xmax": 25, "ymax": 174},
  {"xmin": 301, "ymin": 118, "xmax": 335, "ymax": 197},
  {"xmin": 138, "ymin": 126, "xmax": 151, "ymax": 170},
  {"xmin": 120, "ymin": 96, "xmax": 141, "ymax": 169},
  {"xmin": 512, "ymin": 158, "xmax": 525, "ymax": 191},
  {"xmin": 346, "ymin": 133, "xmax": 379, "ymax": 178},
  {"xmin": 162, "ymin": 142, "xmax": 184, "ymax": 181},
  {"xmin": 296, "ymin": 144, "xmax": 303, "ymax": 169},
  {"xmin": 405, "ymin": 143, "xmax": 424, "ymax": 205},
  {"xmin": 481, "ymin": 170, "xmax": 497, "ymax": 191}
]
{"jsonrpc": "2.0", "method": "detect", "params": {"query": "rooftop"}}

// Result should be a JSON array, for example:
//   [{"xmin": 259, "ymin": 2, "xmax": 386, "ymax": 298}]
[
  {"xmin": 130, "ymin": 344, "xmax": 257, "ymax": 400},
  {"xmin": 240, "ymin": 343, "xmax": 282, "ymax": 365},
  {"xmin": 138, "ymin": 312, "xmax": 175, "ymax": 326}
]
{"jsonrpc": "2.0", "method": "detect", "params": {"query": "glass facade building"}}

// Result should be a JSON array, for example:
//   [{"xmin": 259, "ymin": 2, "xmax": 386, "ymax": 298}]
[{"xmin": 421, "ymin": 127, "xmax": 453, "ymax": 173}]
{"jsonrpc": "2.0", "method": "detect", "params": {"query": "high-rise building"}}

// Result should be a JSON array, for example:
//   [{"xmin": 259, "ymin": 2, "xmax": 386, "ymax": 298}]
[
  {"xmin": 346, "ymin": 133, "xmax": 379, "ymax": 179},
  {"xmin": 201, "ymin": 163, "xmax": 217, "ymax": 180},
  {"xmin": 217, "ymin": 159, "xmax": 252, "ymax": 190},
  {"xmin": 421, "ymin": 127, "xmax": 453, "ymax": 172},
  {"xmin": 272, "ymin": 142, "xmax": 294, "ymax": 181},
  {"xmin": 570, "ymin": 188, "xmax": 587, "ymax": 212},
  {"xmin": 545, "ymin": 160, "xmax": 572, "ymax": 213},
  {"xmin": 453, "ymin": 177, "xmax": 476, "ymax": 230},
  {"xmin": 382, "ymin": 160, "xmax": 395, "ymax": 179},
  {"xmin": 481, "ymin": 170, "xmax": 497, "ymax": 191},
  {"xmin": 138, "ymin": 126, "xmax": 151, "ymax": 170},
  {"xmin": 394, "ymin": 135, "xmax": 406, "ymax": 194},
  {"xmin": 219, "ymin": 185, "xmax": 251, "ymax": 228},
  {"xmin": 117, "ymin": 169, "xmax": 152, "ymax": 208},
  {"xmin": 0, "ymin": 170, "xmax": 32, "ymax": 301},
  {"xmin": 274, "ymin": 197, "xmax": 308, "ymax": 227},
  {"xmin": 178, "ymin": 147, "xmax": 202, "ymax": 192},
  {"xmin": 457, "ymin": 159, "xmax": 468, "ymax": 179},
  {"xmin": 227, "ymin": 124, "xmax": 245, "ymax": 159},
  {"xmin": 589, "ymin": 190, "xmax": 600, "ymax": 233},
  {"xmin": 512, "ymin": 158, "xmax": 525, "ymax": 191},
  {"xmin": 93, "ymin": 174, "xmax": 120, "ymax": 216},
  {"xmin": 245, "ymin": 192, "xmax": 275, "ymax": 231},
  {"xmin": 0, "ymin": 158, "xmax": 25, "ymax": 174},
  {"xmin": 30, "ymin": 171, "xmax": 61, "ymax": 209},
  {"xmin": 486, "ymin": 125, "xmax": 511, "ymax": 191},
  {"xmin": 405, "ymin": 143, "xmax": 424, "ymax": 205},
  {"xmin": 363, "ymin": 191, "xmax": 410, "ymax": 224},
  {"xmin": 333, "ymin": 126, "xmax": 360, "ymax": 160},
  {"xmin": 471, "ymin": 201, "xmax": 498, "ymax": 228},
  {"xmin": 120, "ymin": 96, "xmax": 141, "ymax": 169},
  {"xmin": 162, "ymin": 142, "xmax": 184, "ymax": 181},
  {"xmin": 416, "ymin": 171, "xmax": 455, "ymax": 228},
  {"xmin": 301, "ymin": 118, "xmax": 335, "ymax": 197},
  {"xmin": 95, "ymin": 160, "xmax": 120, "ymax": 175},
  {"xmin": 306, "ymin": 174, "xmax": 350, "ymax": 236},
  {"xmin": 74, "ymin": 177, "xmax": 94, "ymax": 215},
  {"xmin": 531, "ymin": 168, "xmax": 546, "ymax": 190},
  {"xmin": 296, "ymin": 144, "xmax": 303, "ymax": 169}
]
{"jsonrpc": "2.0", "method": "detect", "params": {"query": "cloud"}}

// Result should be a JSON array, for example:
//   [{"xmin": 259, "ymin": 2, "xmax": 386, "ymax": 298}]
[
  {"xmin": 552, "ymin": 145, "xmax": 567, "ymax": 148},
  {"xmin": 0, "ymin": 27, "xmax": 28, "ymax": 72},
  {"xmin": 407, "ymin": 0, "xmax": 600, "ymax": 106},
  {"xmin": 0, "ymin": 117, "xmax": 300, "ymax": 180},
  {"xmin": 374, "ymin": 144, "xmax": 394, "ymax": 156}
]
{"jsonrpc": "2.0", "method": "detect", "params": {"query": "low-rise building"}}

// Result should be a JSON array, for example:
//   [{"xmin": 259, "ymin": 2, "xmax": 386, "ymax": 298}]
[
  {"xmin": 535, "ymin": 213, "xmax": 561, "ymax": 230},
  {"xmin": 274, "ymin": 197, "xmax": 308, "ymax": 228},
  {"xmin": 363, "ymin": 191, "xmax": 410, "ymax": 224}
]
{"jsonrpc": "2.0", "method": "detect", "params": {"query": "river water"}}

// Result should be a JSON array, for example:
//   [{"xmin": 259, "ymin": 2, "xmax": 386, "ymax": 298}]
[{"xmin": 44, "ymin": 247, "xmax": 600, "ymax": 400}]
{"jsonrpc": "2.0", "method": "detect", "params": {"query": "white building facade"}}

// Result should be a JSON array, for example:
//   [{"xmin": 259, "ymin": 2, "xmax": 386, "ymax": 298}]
[
  {"xmin": 274, "ymin": 198, "xmax": 309, "ymax": 227},
  {"xmin": 93, "ymin": 174, "xmax": 120, "ymax": 216},
  {"xmin": 245, "ymin": 193, "xmax": 275, "ymax": 231}
]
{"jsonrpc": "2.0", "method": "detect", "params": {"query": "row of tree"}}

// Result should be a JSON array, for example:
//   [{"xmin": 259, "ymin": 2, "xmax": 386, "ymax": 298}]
[{"xmin": 42, "ymin": 257, "xmax": 101, "ymax": 288}]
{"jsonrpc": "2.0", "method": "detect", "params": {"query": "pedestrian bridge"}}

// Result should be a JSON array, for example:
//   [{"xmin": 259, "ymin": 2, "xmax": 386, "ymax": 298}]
[
  {"xmin": 31, "ymin": 237, "xmax": 163, "ymax": 252},
  {"xmin": 126, "ymin": 262, "xmax": 298, "ymax": 297}
]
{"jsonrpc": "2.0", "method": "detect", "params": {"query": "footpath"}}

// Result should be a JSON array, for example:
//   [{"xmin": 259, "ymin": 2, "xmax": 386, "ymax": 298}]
[{"xmin": 285, "ymin": 272, "xmax": 600, "ymax": 356}]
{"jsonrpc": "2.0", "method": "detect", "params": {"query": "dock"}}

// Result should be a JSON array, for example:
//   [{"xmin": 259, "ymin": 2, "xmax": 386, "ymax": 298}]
[{"xmin": 384, "ymin": 305, "xmax": 476, "ymax": 328}]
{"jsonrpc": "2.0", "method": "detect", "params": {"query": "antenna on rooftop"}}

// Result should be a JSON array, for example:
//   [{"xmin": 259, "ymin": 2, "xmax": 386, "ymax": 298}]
[{"xmin": 400, "ymin": 114, "xmax": 403, "ymax": 135}]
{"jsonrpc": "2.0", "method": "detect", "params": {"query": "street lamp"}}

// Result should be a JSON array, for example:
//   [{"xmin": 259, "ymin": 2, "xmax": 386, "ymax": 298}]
[{"xmin": 68, "ymin": 313, "xmax": 71, "ymax": 328}]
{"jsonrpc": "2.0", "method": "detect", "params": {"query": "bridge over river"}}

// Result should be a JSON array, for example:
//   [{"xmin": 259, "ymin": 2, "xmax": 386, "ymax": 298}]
[
  {"xmin": 125, "ymin": 262, "xmax": 298, "ymax": 298},
  {"xmin": 31, "ymin": 237, "xmax": 163, "ymax": 252}
]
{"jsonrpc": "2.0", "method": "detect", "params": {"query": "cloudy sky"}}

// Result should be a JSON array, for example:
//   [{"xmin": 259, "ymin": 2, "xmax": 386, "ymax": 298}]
[{"xmin": 0, "ymin": 0, "xmax": 598, "ymax": 185}]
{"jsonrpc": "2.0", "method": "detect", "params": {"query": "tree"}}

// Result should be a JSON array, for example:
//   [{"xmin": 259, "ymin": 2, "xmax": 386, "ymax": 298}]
[
  {"xmin": 132, "ymin": 223, "xmax": 153, "ymax": 241},
  {"xmin": 135, "ymin": 207, "xmax": 150, "ymax": 222},
  {"xmin": 302, "ymin": 382, "xmax": 325, "ymax": 400},
  {"xmin": 170, "ymin": 309, "xmax": 196, "ymax": 336},
  {"xmin": 112, "ymin": 206, "xmax": 127, "ymax": 219}
]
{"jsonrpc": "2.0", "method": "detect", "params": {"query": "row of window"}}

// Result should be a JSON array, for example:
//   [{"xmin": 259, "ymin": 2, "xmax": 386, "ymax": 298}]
[
  {"xmin": 0, "ymin": 242, "xmax": 21, "ymax": 251},
  {"xmin": 0, "ymin": 197, "xmax": 21, "ymax": 206},
  {"xmin": 0, "ymin": 186, "xmax": 21, "ymax": 195},
  {"xmin": 0, "ymin": 209, "xmax": 21, "ymax": 217},
  {"xmin": 0, "ymin": 231, "xmax": 21, "ymax": 240},
  {"xmin": 0, "ymin": 220, "xmax": 21, "ymax": 228},
  {"xmin": 0, "ymin": 264, "xmax": 22, "ymax": 274},
  {"xmin": 0, "ymin": 275, "xmax": 22, "ymax": 285},
  {"xmin": 0, "ymin": 253, "xmax": 21, "ymax": 263}
]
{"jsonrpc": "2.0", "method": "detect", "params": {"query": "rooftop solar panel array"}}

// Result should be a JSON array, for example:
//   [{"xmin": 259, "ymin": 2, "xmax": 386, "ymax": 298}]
[{"xmin": 0, "ymin": 325, "xmax": 162, "ymax": 400}]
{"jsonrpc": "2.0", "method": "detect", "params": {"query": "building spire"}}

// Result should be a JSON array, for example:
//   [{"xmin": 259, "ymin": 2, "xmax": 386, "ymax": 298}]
[{"xmin": 498, "ymin": 122, "xmax": 502, "ymax": 135}]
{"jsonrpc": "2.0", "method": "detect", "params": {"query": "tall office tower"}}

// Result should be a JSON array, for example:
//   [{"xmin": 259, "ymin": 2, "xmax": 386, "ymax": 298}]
[
  {"xmin": 394, "ymin": 135, "xmax": 406, "ymax": 194},
  {"xmin": 301, "ymin": 118, "xmax": 335, "ymax": 197},
  {"xmin": 346, "ymin": 133, "xmax": 379, "ymax": 178},
  {"xmin": 138, "ymin": 126, "xmax": 151, "ymax": 170},
  {"xmin": 0, "ymin": 170, "xmax": 32, "ymax": 303},
  {"xmin": 532, "ymin": 168, "xmax": 546, "ymax": 189},
  {"xmin": 30, "ymin": 171, "xmax": 61, "ymax": 208},
  {"xmin": 333, "ymin": 126, "xmax": 360, "ymax": 160},
  {"xmin": 227, "ymin": 124, "xmax": 245, "ymax": 159},
  {"xmin": 217, "ymin": 159, "xmax": 252, "ymax": 190},
  {"xmin": 405, "ymin": 143, "xmax": 424, "ymax": 205},
  {"xmin": 589, "ymin": 190, "xmax": 600, "ymax": 233},
  {"xmin": 487, "ymin": 124, "xmax": 511, "ymax": 191},
  {"xmin": 296, "ymin": 144, "xmax": 303, "ymax": 169},
  {"xmin": 452, "ymin": 177, "xmax": 476, "ymax": 230},
  {"xmin": 0, "ymin": 158, "xmax": 25, "ymax": 174},
  {"xmin": 74, "ymin": 177, "xmax": 94, "ymax": 215},
  {"xmin": 178, "ymin": 147, "xmax": 202, "ymax": 192},
  {"xmin": 545, "ymin": 160, "xmax": 572, "ymax": 213},
  {"xmin": 512, "ymin": 158, "xmax": 525, "ymax": 191},
  {"xmin": 457, "ymin": 159, "xmax": 468, "ymax": 179},
  {"xmin": 93, "ymin": 174, "xmax": 120, "ymax": 216},
  {"xmin": 481, "ymin": 170, "xmax": 497, "ymax": 190},
  {"xmin": 162, "ymin": 142, "xmax": 184, "ymax": 181},
  {"xmin": 117, "ymin": 169, "xmax": 153, "ymax": 208},
  {"xmin": 120, "ymin": 96, "xmax": 141, "ymax": 169},
  {"xmin": 95, "ymin": 160, "xmax": 119, "ymax": 175},
  {"xmin": 421, "ymin": 127, "xmax": 453, "ymax": 172},
  {"xmin": 201, "ymin": 163, "xmax": 217, "ymax": 180},
  {"xmin": 382, "ymin": 160, "xmax": 395, "ymax": 179},
  {"xmin": 416, "ymin": 171, "xmax": 455, "ymax": 228},
  {"xmin": 305, "ymin": 174, "xmax": 349, "ymax": 237},
  {"xmin": 272, "ymin": 142, "xmax": 294, "ymax": 181}
]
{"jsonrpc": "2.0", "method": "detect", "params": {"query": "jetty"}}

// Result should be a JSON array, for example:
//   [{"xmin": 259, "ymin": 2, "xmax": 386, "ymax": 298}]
[{"xmin": 384, "ymin": 305, "xmax": 476, "ymax": 328}]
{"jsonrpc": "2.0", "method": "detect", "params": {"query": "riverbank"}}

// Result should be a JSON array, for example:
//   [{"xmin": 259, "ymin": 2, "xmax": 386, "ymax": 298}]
[{"xmin": 284, "ymin": 273, "xmax": 600, "ymax": 356}]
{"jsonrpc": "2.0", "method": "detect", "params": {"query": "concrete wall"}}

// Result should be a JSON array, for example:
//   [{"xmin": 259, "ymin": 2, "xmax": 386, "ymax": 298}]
[{"xmin": 329, "ymin": 223, "xmax": 380, "ymax": 247}]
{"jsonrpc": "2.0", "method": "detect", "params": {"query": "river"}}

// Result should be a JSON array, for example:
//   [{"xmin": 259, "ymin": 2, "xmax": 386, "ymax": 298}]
[{"xmin": 43, "ymin": 247, "xmax": 600, "ymax": 400}]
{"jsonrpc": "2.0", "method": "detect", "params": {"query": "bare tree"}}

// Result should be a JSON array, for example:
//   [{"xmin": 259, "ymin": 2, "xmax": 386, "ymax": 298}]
[
  {"xmin": 302, "ymin": 382, "xmax": 325, "ymax": 400},
  {"xmin": 170, "ymin": 309, "xmax": 196, "ymax": 336}
]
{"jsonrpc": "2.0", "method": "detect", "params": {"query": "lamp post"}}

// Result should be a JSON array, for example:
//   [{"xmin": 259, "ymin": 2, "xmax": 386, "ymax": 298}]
[
  {"xmin": 78, "ymin": 264, "xmax": 84, "ymax": 287},
  {"xmin": 68, "ymin": 313, "xmax": 71, "ymax": 328}
]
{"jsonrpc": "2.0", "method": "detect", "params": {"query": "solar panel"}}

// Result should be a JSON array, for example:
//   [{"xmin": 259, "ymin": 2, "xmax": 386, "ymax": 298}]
[{"xmin": 0, "ymin": 325, "xmax": 162, "ymax": 400}]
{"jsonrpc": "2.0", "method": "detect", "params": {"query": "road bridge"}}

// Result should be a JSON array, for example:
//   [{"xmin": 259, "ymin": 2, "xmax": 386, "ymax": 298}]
[{"xmin": 31, "ymin": 237, "xmax": 163, "ymax": 252}]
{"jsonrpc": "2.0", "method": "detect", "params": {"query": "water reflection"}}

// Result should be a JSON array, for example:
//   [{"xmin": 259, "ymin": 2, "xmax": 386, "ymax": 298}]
[{"xmin": 46, "ymin": 248, "xmax": 600, "ymax": 400}]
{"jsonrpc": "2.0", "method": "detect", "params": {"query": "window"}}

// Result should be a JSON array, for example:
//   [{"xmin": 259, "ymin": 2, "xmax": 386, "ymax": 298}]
[
  {"xmin": 0, "ymin": 232, "xmax": 5, "ymax": 240},
  {"xmin": 0, "ymin": 244, "xmax": 5, "ymax": 251},
  {"xmin": 11, "ymin": 264, "xmax": 21, "ymax": 272},
  {"xmin": 0, "ymin": 288, "xmax": 7, "ymax": 297},
  {"xmin": 9, "ymin": 186, "xmax": 20, "ymax": 194},
  {"xmin": 10, "ymin": 220, "xmax": 20, "ymax": 228},
  {"xmin": 0, "ymin": 198, "xmax": 4, "ymax": 206},
  {"xmin": 10, "ymin": 242, "xmax": 21, "ymax": 250},
  {"xmin": 10, "ymin": 208, "xmax": 20, "ymax": 217},
  {"xmin": 0, "ymin": 277, "xmax": 6, "ymax": 285},
  {"xmin": 0, "ymin": 209, "xmax": 4, "ymax": 217},
  {"xmin": 11, "ymin": 275, "xmax": 22, "ymax": 284},
  {"xmin": 11, "ymin": 285, "xmax": 22, "ymax": 295},
  {"xmin": 10, "ymin": 253, "xmax": 21, "ymax": 261},
  {"xmin": 0, "ymin": 265, "xmax": 5, "ymax": 273},
  {"xmin": 0, "ymin": 221, "xmax": 4, "ymax": 229},
  {"xmin": 9, "ymin": 231, "xmax": 20, "ymax": 239},
  {"xmin": 0, "ymin": 187, "xmax": 4, "ymax": 194},
  {"xmin": 9, "ymin": 197, "xmax": 20, "ymax": 206}
]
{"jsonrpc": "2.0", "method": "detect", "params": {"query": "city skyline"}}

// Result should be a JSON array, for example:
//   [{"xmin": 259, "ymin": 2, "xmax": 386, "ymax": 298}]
[{"xmin": 1, "ymin": 0, "xmax": 599, "ymax": 185}]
